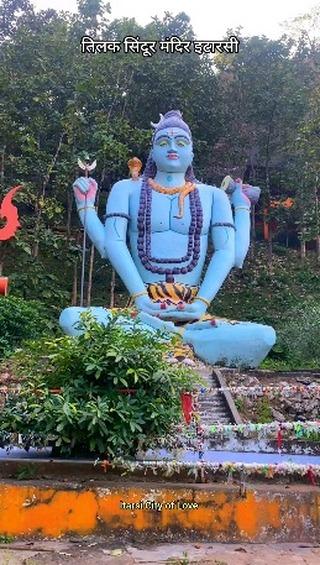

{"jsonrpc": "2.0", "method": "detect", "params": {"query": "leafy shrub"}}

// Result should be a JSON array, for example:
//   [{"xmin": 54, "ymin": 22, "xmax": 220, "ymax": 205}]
[
  {"xmin": 277, "ymin": 299, "xmax": 320, "ymax": 366},
  {"xmin": 0, "ymin": 296, "xmax": 54, "ymax": 358},
  {"xmin": 0, "ymin": 312, "xmax": 199, "ymax": 457}
]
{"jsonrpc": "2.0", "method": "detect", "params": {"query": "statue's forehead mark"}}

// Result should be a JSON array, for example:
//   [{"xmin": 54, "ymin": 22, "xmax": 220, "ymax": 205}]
[{"xmin": 154, "ymin": 126, "xmax": 191, "ymax": 142}]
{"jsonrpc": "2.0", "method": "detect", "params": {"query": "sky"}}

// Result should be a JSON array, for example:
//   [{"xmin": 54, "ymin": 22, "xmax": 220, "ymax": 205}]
[{"xmin": 33, "ymin": 0, "xmax": 319, "ymax": 39}]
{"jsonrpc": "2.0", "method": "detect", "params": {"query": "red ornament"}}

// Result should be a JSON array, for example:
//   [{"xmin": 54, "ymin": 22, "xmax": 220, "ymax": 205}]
[
  {"xmin": 118, "ymin": 388, "xmax": 137, "ymax": 395},
  {"xmin": 307, "ymin": 466, "xmax": 317, "ymax": 486},
  {"xmin": 180, "ymin": 391, "xmax": 193, "ymax": 425},
  {"xmin": 177, "ymin": 302, "xmax": 185, "ymax": 310},
  {"xmin": 101, "ymin": 460, "xmax": 111, "ymax": 473},
  {"xmin": 160, "ymin": 302, "xmax": 167, "ymax": 310},
  {"xmin": 210, "ymin": 319, "xmax": 217, "ymax": 326},
  {"xmin": 0, "ymin": 277, "xmax": 9, "ymax": 296},
  {"xmin": 49, "ymin": 388, "xmax": 62, "ymax": 395},
  {"xmin": 277, "ymin": 428, "xmax": 283, "ymax": 450},
  {"xmin": 0, "ymin": 186, "xmax": 22, "ymax": 241}
]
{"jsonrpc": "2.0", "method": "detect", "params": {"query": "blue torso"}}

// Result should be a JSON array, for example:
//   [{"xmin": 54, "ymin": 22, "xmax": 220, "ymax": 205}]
[{"xmin": 119, "ymin": 179, "xmax": 215, "ymax": 285}]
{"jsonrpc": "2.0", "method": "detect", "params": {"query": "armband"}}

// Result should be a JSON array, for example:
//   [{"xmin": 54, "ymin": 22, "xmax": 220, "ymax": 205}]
[
  {"xmin": 105, "ymin": 212, "xmax": 130, "ymax": 221},
  {"xmin": 77, "ymin": 205, "xmax": 96, "ymax": 213},
  {"xmin": 194, "ymin": 296, "xmax": 211, "ymax": 308},
  {"xmin": 234, "ymin": 206, "xmax": 250, "ymax": 212},
  {"xmin": 211, "ymin": 222, "xmax": 236, "ymax": 230}
]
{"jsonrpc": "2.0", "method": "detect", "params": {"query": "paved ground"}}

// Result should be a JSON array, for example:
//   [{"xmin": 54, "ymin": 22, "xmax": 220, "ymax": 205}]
[{"xmin": 0, "ymin": 540, "xmax": 319, "ymax": 564}]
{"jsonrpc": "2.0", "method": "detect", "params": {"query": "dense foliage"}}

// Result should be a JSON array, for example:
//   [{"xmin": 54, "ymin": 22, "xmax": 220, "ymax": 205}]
[
  {"xmin": 0, "ymin": 313, "xmax": 199, "ymax": 456},
  {"xmin": 212, "ymin": 244, "xmax": 320, "ymax": 327},
  {"xmin": 0, "ymin": 295, "xmax": 53, "ymax": 358},
  {"xmin": 277, "ymin": 299, "xmax": 320, "ymax": 367},
  {"xmin": 0, "ymin": 0, "xmax": 320, "ymax": 310}
]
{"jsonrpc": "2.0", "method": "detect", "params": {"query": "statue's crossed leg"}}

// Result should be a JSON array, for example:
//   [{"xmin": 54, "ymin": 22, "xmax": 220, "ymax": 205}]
[{"xmin": 59, "ymin": 306, "xmax": 275, "ymax": 369}]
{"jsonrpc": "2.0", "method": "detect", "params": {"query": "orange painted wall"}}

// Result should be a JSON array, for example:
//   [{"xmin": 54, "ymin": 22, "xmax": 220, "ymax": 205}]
[{"xmin": 0, "ymin": 482, "xmax": 319, "ymax": 541}]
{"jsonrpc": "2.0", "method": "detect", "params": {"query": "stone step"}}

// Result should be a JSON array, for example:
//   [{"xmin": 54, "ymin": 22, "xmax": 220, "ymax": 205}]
[
  {"xmin": 199, "ymin": 405, "xmax": 230, "ymax": 413},
  {"xmin": 199, "ymin": 404, "xmax": 231, "ymax": 413},
  {"xmin": 203, "ymin": 419, "xmax": 232, "ymax": 424},
  {"xmin": 194, "ymin": 369, "xmax": 239, "ymax": 425},
  {"xmin": 199, "ymin": 402, "xmax": 227, "ymax": 409},
  {"xmin": 199, "ymin": 409, "xmax": 231, "ymax": 416},
  {"xmin": 200, "ymin": 414, "xmax": 230, "ymax": 420}
]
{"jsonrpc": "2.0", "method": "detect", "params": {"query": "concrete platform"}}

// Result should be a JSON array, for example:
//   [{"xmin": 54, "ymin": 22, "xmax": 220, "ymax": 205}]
[{"xmin": 0, "ymin": 479, "xmax": 318, "ymax": 542}]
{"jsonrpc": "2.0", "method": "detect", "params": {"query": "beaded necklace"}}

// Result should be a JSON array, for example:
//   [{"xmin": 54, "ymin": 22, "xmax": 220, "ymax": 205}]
[{"xmin": 137, "ymin": 181, "xmax": 203, "ymax": 279}]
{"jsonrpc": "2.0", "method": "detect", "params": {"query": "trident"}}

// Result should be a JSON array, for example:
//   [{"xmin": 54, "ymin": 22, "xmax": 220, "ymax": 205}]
[{"xmin": 77, "ymin": 158, "xmax": 97, "ymax": 307}]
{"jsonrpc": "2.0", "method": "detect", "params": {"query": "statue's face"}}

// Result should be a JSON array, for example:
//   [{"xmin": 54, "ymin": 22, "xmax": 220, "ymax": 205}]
[{"xmin": 152, "ymin": 127, "xmax": 193, "ymax": 173}]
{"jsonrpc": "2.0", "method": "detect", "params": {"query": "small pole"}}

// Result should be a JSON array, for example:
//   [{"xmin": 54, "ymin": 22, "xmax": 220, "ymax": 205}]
[
  {"xmin": 80, "ymin": 189, "xmax": 87, "ymax": 308},
  {"xmin": 77, "ymin": 158, "xmax": 97, "ymax": 307}
]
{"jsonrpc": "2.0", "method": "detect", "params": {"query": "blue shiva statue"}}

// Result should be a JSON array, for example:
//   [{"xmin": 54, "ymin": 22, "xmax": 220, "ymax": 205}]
[{"xmin": 60, "ymin": 110, "xmax": 276, "ymax": 367}]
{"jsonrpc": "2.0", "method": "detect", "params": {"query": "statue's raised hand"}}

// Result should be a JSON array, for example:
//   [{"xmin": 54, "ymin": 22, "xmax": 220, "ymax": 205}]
[
  {"xmin": 73, "ymin": 177, "xmax": 98, "ymax": 208},
  {"xmin": 230, "ymin": 179, "xmax": 251, "ymax": 209}
]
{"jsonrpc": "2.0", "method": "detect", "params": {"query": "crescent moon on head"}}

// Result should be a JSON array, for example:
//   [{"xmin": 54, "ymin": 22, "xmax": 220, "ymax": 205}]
[{"xmin": 150, "ymin": 113, "xmax": 165, "ymax": 129}]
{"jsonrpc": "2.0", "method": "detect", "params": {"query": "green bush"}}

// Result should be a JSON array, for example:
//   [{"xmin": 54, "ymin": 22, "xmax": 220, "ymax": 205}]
[
  {"xmin": 0, "ymin": 296, "xmax": 54, "ymax": 359},
  {"xmin": 0, "ymin": 312, "xmax": 199, "ymax": 458},
  {"xmin": 277, "ymin": 299, "xmax": 320, "ymax": 366}
]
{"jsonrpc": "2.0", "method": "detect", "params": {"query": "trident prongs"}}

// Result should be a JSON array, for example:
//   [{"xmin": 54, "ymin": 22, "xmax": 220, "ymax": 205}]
[{"xmin": 77, "ymin": 158, "xmax": 97, "ymax": 178}]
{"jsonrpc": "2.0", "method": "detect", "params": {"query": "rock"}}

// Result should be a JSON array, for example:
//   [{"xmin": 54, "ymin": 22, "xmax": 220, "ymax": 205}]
[
  {"xmin": 296, "ymin": 377, "xmax": 313, "ymax": 385},
  {"xmin": 271, "ymin": 408, "xmax": 286, "ymax": 422},
  {"xmin": 183, "ymin": 358, "xmax": 196, "ymax": 366}
]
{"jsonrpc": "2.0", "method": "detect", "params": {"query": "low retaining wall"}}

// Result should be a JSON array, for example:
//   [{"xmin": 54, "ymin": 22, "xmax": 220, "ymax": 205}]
[{"xmin": 0, "ymin": 480, "xmax": 319, "ymax": 542}]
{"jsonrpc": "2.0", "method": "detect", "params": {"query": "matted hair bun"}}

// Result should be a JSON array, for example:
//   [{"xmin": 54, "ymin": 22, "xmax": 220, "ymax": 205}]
[{"xmin": 151, "ymin": 110, "xmax": 191, "ymax": 138}]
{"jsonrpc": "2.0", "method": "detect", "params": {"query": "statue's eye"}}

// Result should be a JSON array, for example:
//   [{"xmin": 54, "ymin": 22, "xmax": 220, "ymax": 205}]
[
  {"xmin": 176, "ymin": 138, "xmax": 188, "ymax": 147},
  {"xmin": 157, "ymin": 139, "xmax": 168, "ymax": 147}
]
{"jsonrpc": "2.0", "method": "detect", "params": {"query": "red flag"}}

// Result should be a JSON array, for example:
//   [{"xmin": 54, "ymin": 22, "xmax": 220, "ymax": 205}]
[
  {"xmin": 277, "ymin": 428, "xmax": 283, "ymax": 450},
  {"xmin": 181, "ymin": 392, "xmax": 193, "ymax": 425}
]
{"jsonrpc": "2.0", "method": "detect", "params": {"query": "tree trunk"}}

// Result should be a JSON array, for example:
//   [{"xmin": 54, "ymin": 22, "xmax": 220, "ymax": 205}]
[
  {"xmin": 268, "ymin": 231, "xmax": 273, "ymax": 271},
  {"xmin": 265, "ymin": 102, "xmax": 276, "ymax": 272},
  {"xmin": 66, "ymin": 189, "xmax": 73, "ymax": 243},
  {"xmin": 265, "ymin": 170, "xmax": 272, "ymax": 271},
  {"xmin": 300, "ymin": 232, "xmax": 306, "ymax": 262},
  {"xmin": 72, "ymin": 260, "xmax": 78, "ymax": 306},
  {"xmin": 250, "ymin": 204, "xmax": 256, "ymax": 258},
  {"xmin": 0, "ymin": 148, "xmax": 8, "ymax": 275},
  {"xmin": 0, "ymin": 241, "xmax": 9, "ymax": 276},
  {"xmin": 315, "ymin": 187, "xmax": 320, "ymax": 263},
  {"xmin": 109, "ymin": 268, "xmax": 116, "ymax": 308},
  {"xmin": 32, "ymin": 132, "xmax": 65, "ymax": 259},
  {"xmin": 0, "ymin": 145, "xmax": 5, "ymax": 190},
  {"xmin": 316, "ymin": 235, "xmax": 320, "ymax": 263},
  {"xmin": 71, "ymin": 230, "xmax": 80, "ymax": 305},
  {"xmin": 32, "ymin": 199, "xmax": 41, "ymax": 259}
]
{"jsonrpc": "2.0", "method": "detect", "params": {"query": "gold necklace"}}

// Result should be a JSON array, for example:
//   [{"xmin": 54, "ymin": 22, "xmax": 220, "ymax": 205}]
[{"xmin": 148, "ymin": 178, "xmax": 196, "ymax": 218}]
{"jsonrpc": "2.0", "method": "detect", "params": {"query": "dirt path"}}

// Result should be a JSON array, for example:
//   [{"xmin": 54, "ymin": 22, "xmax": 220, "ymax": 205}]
[{"xmin": 1, "ymin": 540, "xmax": 319, "ymax": 564}]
